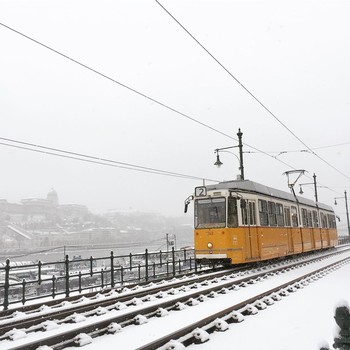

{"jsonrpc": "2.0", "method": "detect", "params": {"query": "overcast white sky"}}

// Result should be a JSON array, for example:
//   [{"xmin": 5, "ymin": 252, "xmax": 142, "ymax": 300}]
[{"xmin": 1, "ymin": 1, "xmax": 350, "ymax": 226}]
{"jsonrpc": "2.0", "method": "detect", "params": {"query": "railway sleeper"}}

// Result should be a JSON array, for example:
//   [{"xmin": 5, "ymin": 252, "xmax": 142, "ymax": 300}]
[
  {"xmin": 159, "ymin": 339, "xmax": 186, "ymax": 350},
  {"xmin": 73, "ymin": 333, "xmax": 93, "ymax": 347},
  {"xmin": 254, "ymin": 300, "xmax": 267, "ymax": 310},
  {"xmin": 242, "ymin": 304, "xmax": 259, "ymax": 315},
  {"xmin": 192, "ymin": 328, "xmax": 210, "ymax": 344},
  {"xmin": 227, "ymin": 311, "xmax": 245, "ymax": 323},
  {"xmin": 213, "ymin": 318, "xmax": 229, "ymax": 332},
  {"xmin": 155, "ymin": 308, "xmax": 169, "ymax": 317},
  {"xmin": 134, "ymin": 314, "xmax": 148, "ymax": 325},
  {"xmin": 107, "ymin": 322, "xmax": 122, "ymax": 334}
]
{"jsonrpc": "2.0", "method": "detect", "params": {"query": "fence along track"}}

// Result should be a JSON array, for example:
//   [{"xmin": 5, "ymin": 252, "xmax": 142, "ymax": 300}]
[
  {"xmin": 0, "ymin": 269, "xmax": 230, "ymax": 337},
  {"xmin": 2, "ymin": 252, "xmax": 349, "ymax": 350},
  {"xmin": 1, "ymin": 247, "xmax": 348, "ymax": 338},
  {"xmin": 0, "ymin": 247, "xmax": 197, "ymax": 311}
]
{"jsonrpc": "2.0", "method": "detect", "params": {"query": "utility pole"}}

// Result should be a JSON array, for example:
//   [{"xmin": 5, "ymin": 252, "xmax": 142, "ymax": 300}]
[
  {"xmin": 237, "ymin": 128, "xmax": 244, "ymax": 180},
  {"xmin": 214, "ymin": 128, "xmax": 245, "ymax": 180},
  {"xmin": 334, "ymin": 190, "xmax": 350, "ymax": 236},
  {"xmin": 313, "ymin": 173, "xmax": 318, "ymax": 203},
  {"xmin": 345, "ymin": 190, "xmax": 350, "ymax": 236}
]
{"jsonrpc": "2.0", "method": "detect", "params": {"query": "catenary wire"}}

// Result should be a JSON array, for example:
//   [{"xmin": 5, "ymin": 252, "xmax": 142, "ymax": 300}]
[
  {"xmin": 0, "ymin": 22, "xmax": 233, "ymax": 142},
  {"xmin": 0, "ymin": 141, "xmax": 219, "ymax": 182},
  {"xmin": 0, "ymin": 22, "xmax": 301, "ymax": 174},
  {"xmin": 154, "ymin": 0, "xmax": 350, "ymax": 182},
  {"xmin": 0, "ymin": 136, "xmax": 217, "ymax": 181},
  {"xmin": 0, "ymin": 137, "xmax": 342, "ymax": 197},
  {"xmin": 0, "ymin": 22, "xmax": 345, "ymax": 194}
]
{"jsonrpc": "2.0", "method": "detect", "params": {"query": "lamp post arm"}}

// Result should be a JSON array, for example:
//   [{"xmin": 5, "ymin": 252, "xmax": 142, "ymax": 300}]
[
  {"xmin": 215, "ymin": 145, "xmax": 239, "ymax": 152},
  {"xmin": 214, "ymin": 128, "xmax": 245, "ymax": 180},
  {"xmin": 298, "ymin": 173, "xmax": 318, "ymax": 203}
]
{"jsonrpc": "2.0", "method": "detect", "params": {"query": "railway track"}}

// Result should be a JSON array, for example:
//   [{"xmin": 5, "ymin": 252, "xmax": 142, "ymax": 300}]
[
  {"xmin": 1, "ymin": 248, "xmax": 349, "ymax": 349},
  {"xmin": 0, "ymin": 248, "xmax": 341, "ymax": 333}
]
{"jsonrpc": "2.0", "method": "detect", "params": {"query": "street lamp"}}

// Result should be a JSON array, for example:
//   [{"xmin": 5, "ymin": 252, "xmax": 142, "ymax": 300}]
[
  {"xmin": 298, "ymin": 173, "xmax": 319, "ymax": 203},
  {"xmin": 334, "ymin": 190, "xmax": 350, "ymax": 236},
  {"xmin": 214, "ymin": 128, "xmax": 244, "ymax": 180}
]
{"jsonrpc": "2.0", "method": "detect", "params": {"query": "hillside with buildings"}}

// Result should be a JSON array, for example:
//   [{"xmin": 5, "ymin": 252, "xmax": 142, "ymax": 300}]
[{"xmin": 0, "ymin": 189, "xmax": 193, "ymax": 253}]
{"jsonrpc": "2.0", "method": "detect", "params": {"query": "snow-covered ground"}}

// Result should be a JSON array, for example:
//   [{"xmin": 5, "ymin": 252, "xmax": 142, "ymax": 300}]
[
  {"xmin": 192, "ymin": 260, "xmax": 350, "ymax": 350},
  {"xmin": 70, "ymin": 251, "xmax": 350, "ymax": 350},
  {"xmin": 2, "ymin": 251, "xmax": 349, "ymax": 350}
]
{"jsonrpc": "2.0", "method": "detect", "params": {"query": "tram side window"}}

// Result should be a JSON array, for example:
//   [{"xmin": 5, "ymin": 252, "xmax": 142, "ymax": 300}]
[
  {"xmin": 320, "ymin": 212, "xmax": 328, "ymax": 228},
  {"xmin": 268, "ymin": 201, "xmax": 277, "ymax": 226},
  {"xmin": 241, "ymin": 200, "xmax": 257, "ymax": 226},
  {"xmin": 301, "ymin": 208, "xmax": 308, "ymax": 227},
  {"xmin": 276, "ymin": 203, "xmax": 284, "ymax": 226},
  {"xmin": 307, "ymin": 211, "xmax": 313, "ymax": 227},
  {"xmin": 327, "ymin": 214, "xmax": 336, "ymax": 229},
  {"xmin": 241, "ymin": 199, "xmax": 248, "ymax": 225},
  {"xmin": 291, "ymin": 206, "xmax": 299, "ymax": 227},
  {"xmin": 228, "ymin": 197, "xmax": 238, "ymax": 228},
  {"xmin": 284, "ymin": 207, "xmax": 291, "ymax": 226},
  {"xmin": 249, "ymin": 201, "xmax": 257, "ymax": 225},
  {"xmin": 332, "ymin": 214, "xmax": 336, "ymax": 228},
  {"xmin": 312, "ymin": 211, "xmax": 319, "ymax": 228},
  {"xmin": 258, "ymin": 199, "xmax": 269, "ymax": 226}
]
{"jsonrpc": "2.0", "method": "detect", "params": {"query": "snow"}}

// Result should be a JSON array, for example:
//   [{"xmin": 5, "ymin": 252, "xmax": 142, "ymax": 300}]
[
  {"xmin": 76, "ymin": 251, "xmax": 350, "ymax": 350},
  {"xmin": 1, "ymin": 250, "xmax": 350, "ymax": 350},
  {"xmin": 107, "ymin": 322, "xmax": 122, "ymax": 334},
  {"xmin": 3, "ymin": 329, "xmax": 27, "ymax": 341},
  {"xmin": 73, "ymin": 333, "xmax": 93, "ymax": 346}
]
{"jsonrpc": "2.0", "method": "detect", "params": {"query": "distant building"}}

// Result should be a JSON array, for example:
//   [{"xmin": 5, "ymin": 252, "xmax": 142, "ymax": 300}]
[
  {"xmin": 0, "ymin": 189, "xmax": 91, "ymax": 248},
  {"xmin": 47, "ymin": 188, "xmax": 59, "ymax": 206}
]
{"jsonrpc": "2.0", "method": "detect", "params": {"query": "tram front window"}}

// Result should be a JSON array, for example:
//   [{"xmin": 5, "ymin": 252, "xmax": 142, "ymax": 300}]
[{"xmin": 194, "ymin": 198, "xmax": 226, "ymax": 228}]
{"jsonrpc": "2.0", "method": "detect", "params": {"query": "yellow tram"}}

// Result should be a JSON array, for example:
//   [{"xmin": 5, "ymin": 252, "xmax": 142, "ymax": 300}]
[{"xmin": 190, "ymin": 179, "xmax": 338, "ymax": 267}]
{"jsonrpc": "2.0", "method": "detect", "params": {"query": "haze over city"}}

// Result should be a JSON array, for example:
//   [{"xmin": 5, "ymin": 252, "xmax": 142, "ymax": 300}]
[{"xmin": 1, "ymin": 0, "xmax": 349, "ymax": 232}]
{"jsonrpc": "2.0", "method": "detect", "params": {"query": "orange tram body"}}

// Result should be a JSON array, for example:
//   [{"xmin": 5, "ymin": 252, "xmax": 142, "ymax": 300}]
[{"xmin": 193, "ymin": 179, "xmax": 338, "ymax": 267}]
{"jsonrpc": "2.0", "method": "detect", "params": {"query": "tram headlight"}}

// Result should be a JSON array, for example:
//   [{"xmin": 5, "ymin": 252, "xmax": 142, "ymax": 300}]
[{"xmin": 207, "ymin": 242, "xmax": 213, "ymax": 249}]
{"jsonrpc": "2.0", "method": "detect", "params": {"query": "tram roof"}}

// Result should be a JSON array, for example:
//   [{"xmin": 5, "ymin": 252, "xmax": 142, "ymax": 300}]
[{"xmin": 206, "ymin": 179, "xmax": 334, "ymax": 212}]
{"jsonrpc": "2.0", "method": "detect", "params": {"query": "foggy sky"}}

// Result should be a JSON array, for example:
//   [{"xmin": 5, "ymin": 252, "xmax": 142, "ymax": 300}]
[{"xmin": 1, "ymin": 0, "xmax": 350, "ymax": 230}]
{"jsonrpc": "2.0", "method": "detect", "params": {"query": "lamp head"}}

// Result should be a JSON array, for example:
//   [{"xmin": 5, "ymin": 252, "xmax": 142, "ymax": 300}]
[
  {"xmin": 299, "ymin": 186, "xmax": 304, "ymax": 195},
  {"xmin": 214, "ymin": 154, "xmax": 223, "ymax": 167}
]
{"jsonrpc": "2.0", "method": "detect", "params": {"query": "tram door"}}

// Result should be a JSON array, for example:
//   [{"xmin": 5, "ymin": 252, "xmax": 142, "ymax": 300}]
[
  {"xmin": 242, "ymin": 200, "xmax": 260, "ymax": 260},
  {"xmin": 284, "ymin": 207, "xmax": 294, "ymax": 253}
]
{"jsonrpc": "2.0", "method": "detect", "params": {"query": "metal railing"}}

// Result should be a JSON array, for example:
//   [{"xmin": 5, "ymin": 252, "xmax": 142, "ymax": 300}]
[
  {"xmin": 338, "ymin": 236, "xmax": 350, "ymax": 245},
  {"xmin": 0, "ymin": 247, "xmax": 198, "ymax": 310}
]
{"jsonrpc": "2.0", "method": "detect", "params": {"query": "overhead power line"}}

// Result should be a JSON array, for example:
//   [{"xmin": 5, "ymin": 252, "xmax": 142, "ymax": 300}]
[
  {"xmin": 0, "ymin": 22, "xmax": 233, "ymax": 142},
  {"xmin": 0, "ymin": 21, "xmax": 347, "ymax": 192},
  {"xmin": 0, "ymin": 22, "xmax": 301, "ymax": 174},
  {"xmin": 267, "ymin": 141, "xmax": 350, "ymax": 156},
  {"xmin": 0, "ymin": 138, "xmax": 219, "ymax": 182},
  {"xmin": 0, "ymin": 136, "xmax": 342, "ymax": 197},
  {"xmin": 154, "ymin": 1, "xmax": 350, "ymax": 182}
]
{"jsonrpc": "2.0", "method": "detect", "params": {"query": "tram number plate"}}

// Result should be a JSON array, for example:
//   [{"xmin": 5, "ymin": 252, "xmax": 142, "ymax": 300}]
[{"xmin": 195, "ymin": 186, "xmax": 207, "ymax": 197}]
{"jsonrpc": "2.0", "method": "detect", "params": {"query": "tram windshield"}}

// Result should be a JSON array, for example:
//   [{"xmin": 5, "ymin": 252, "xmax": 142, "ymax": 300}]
[{"xmin": 194, "ymin": 197, "xmax": 226, "ymax": 228}]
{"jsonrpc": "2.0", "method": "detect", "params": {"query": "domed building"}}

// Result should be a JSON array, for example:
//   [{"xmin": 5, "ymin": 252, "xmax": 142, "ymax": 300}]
[{"xmin": 47, "ymin": 188, "xmax": 59, "ymax": 207}]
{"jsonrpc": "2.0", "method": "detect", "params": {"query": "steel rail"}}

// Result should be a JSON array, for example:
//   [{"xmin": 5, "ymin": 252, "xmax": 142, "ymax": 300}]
[
  {"xmin": 0, "ymin": 248, "xmax": 348, "ymax": 339},
  {"xmin": 2, "ymin": 252, "xmax": 349, "ymax": 349},
  {"xmin": 138, "ymin": 257, "xmax": 350, "ymax": 349}
]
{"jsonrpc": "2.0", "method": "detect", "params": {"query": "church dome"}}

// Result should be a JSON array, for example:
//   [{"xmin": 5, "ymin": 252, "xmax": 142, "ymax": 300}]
[{"xmin": 47, "ymin": 188, "xmax": 59, "ymax": 206}]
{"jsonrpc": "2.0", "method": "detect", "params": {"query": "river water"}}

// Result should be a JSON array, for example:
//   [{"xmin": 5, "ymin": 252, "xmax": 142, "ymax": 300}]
[{"xmin": 0, "ymin": 244, "xmax": 165, "ymax": 264}]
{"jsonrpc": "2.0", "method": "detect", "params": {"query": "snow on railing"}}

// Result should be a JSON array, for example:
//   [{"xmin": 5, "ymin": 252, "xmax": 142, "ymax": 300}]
[{"xmin": 0, "ymin": 247, "xmax": 196, "ymax": 310}]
